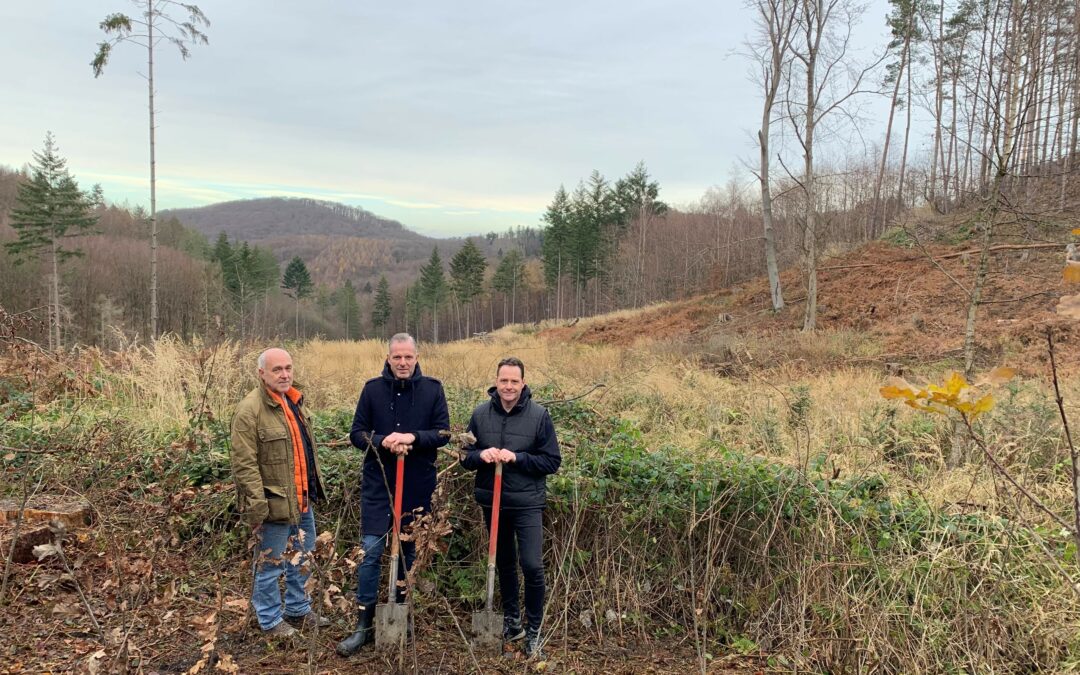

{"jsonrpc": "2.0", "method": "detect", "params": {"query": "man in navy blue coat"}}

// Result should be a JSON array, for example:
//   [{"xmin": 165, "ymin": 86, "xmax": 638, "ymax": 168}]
[{"xmin": 336, "ymin": 333, "xmax": 450, "ymax": 656}]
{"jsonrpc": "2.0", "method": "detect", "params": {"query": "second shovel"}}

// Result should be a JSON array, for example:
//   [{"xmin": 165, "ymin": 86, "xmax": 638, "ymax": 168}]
[
  {"xmin": 375, "ymin": 453, "xmax": 410, "ymax": 648},
  {"xmin": 471, "ymin": 460, "xmax": 504, "ymax": 650}
]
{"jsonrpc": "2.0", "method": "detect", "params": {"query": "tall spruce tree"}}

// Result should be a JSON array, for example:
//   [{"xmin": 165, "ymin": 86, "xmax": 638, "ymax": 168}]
[
  {"xmin": 418, "ymin": 248, "xmax": 448, "ymax": 342},
  {"xmin": 541, "ymin": 185, "xmax": 573, "ymax": 319},
  {"xmin": 92, "ymin": 1, "xmax": 210, "ymax": 339},
  {"xmin": 568, "ymin": 171, "xmax": 618, "ymax": 308},
  {"xmin": 613, "ymin": 162, "xmax": 667, "ymax": 308},
  {"xmin": 492, "ymin": 249, "xmax": 525, "ymax": 325},
  {"xmin": 372, "ymin": 275, "xmax": 392, "ymax": 337},
  {"xmin": 404, "ymin": 284, "xmax": 423, "ymax": 340},
  {"xmin": 281, "ymin": 256, "xmax": 313, "ymax": 338},
  {"xmin": 449, "ymin": 238, "xmax": 486, "ymax": 338},
  {"xmin": 6, "ymin": 133, "xmax": 98, "ymax": 350},
  {"xmin": 336, "ymin": 279, "xmax": 361, "ymax": 340}
]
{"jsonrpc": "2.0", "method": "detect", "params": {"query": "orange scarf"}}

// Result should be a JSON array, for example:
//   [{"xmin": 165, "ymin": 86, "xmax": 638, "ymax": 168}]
[{"xmin": 268, "ymin": 387, "xmax": 310, "ymax": 513}]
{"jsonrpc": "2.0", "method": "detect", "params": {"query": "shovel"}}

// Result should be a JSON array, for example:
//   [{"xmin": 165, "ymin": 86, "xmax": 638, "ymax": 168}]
[
  {"xmin": 471, "ymin": 460, "xmax": 504, "ymax": 650},
  {"xmin": 375, "ymin": 453, "xmax": 409, "ymax": 648}
]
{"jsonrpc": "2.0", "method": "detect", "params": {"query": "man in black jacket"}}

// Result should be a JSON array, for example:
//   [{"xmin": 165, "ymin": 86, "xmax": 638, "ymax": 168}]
[
  {"xmin": 461, "ymin": 356, "xmax": 561, "ymax": 658},
  {"xmin": 336, "ymin": 333, "xmax": 450, "ymax": 656}
]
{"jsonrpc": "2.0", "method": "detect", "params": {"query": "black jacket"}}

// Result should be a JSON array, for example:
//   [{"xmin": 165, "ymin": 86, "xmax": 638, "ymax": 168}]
[
  {"xmin": 350, "ymin": 362, "xmax": 450, "ymax": 534},
  {"xmin": 461, "ymin": 385, "xmax": 561, "ymax": 509}
]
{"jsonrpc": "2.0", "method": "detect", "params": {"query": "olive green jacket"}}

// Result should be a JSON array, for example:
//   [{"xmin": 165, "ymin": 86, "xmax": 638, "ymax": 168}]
[{"xmin": 229, "ymin": 384, "xmax": 325, "ymax": 528}]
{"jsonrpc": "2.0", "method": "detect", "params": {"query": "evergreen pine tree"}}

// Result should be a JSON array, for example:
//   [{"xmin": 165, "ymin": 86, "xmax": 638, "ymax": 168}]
[
  {"xmin": 282, "ymin": 256, "xmax": 313, "ymax": 338},
  {"xmin": 372, "ymin": 275, "xmax": 392, "ymax": 337},
  {"xmin": 492, "ymin": 249, "xmax": 525, "ymax": 326},
  {"xmin": 6, "ymin": 132, "xmax": 98, "ymax": 350},
  {"xmin": 418, "ymin": 248, "xmax": 448, "ymax": 342},
  {"xmin": 336, "ymin": 279, "xmax": 361, "ymax": 340},
  {"xmin": 449, "ymin": 238, "xmax": 487, "ymax": 338},
  {"xmin": 541, "ymin": 186, "xmax": 572, "ymax": 291}
]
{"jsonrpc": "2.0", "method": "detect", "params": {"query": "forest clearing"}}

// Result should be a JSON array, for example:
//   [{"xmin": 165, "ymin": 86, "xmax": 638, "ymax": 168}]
[{"xmin": 5, "ymin": 231, "xmax": 1080, "ymax": 673}]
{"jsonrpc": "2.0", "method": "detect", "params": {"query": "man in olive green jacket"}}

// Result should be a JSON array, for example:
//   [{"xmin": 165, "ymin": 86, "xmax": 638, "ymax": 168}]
[{"xmin": 231, "ymin": 347, "xmax": 329, "ymax": 638}]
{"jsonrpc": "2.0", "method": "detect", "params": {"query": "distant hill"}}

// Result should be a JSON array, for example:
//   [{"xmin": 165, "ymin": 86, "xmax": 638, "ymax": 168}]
[
  {"xmin": 161, "ymin": 197, "xmax": 467, "ymax": 288},
  {"xmin": 159, "ymin": 197, "xmax": 428, "ymax": 243}
]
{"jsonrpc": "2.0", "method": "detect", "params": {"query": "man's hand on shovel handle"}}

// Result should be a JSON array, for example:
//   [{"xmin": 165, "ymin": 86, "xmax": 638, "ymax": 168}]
[{"xmin": 480, "ymin": 448, "xmax": 516, "ymax": 463}]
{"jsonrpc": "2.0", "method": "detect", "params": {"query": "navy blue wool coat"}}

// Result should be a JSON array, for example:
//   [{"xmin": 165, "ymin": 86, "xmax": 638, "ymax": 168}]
[{"xmin": 350, "ymin": 362, "xmax": 450, "ymax": 535}]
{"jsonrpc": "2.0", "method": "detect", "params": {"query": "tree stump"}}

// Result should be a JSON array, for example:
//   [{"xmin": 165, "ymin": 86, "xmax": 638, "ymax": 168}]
[
  {"xmin": 0, "ymin": 496, "xmax": 91, "ymax": 563},
  {"xmin": 0, "ymin": 522, "xmax": 53, "ymax": 563}
]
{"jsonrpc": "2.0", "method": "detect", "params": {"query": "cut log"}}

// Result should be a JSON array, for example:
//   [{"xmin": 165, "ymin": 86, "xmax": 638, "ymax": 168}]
[{"xmin": 0, "ymin": 496, "xmax": 92, "ymax": 529}]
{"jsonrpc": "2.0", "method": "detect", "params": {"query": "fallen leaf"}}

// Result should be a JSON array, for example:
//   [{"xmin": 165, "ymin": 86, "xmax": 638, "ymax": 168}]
[
  {"xmin": 215, "ymin": 653, "xmax": 239, "ymax": 673},
  {"xmin": 33, "ymin": 543, "xmax": 60, "ymax": 561},
  {"xmin": 87, "ymin": 649, "xmax": 106, "ymax": 675}
]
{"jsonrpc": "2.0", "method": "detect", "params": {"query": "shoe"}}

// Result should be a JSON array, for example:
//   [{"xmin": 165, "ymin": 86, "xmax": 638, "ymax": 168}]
[
  {"xmin": 523, "ymin": 626, "xmax": 543, "ymax": 658},
  {"xmin": 335, "ymin": 605, "xmax": 376, "ymax": 657},
  {"xmin": 263, "ymin": 621, "xmax": 299, "ymax": 639},
  {"xmin": 503, "ymin": 616, "xmax": 525, "ymax": 642},
  {"xmin": 287, "ymin": 611, "xmax": 331, "ymax": 629}
]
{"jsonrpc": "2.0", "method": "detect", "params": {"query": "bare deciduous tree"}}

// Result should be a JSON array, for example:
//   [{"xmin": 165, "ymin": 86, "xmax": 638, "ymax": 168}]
[
  {"xmin": 785, "ymin": 0, "xmax": 880, "ymax": 331},
  {"xmin": 748, "ymin": 0, "xmax": 798, "ymax": 311}
]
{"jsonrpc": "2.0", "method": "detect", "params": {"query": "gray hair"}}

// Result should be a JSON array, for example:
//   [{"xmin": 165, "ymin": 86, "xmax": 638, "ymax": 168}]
[
  {"xmin": 388, "ymin": 333, "xmax": 417, "ymax": 352},
  {"xmin": 257, "ymin": 347, "xmax": 287, "ymax": 370}
]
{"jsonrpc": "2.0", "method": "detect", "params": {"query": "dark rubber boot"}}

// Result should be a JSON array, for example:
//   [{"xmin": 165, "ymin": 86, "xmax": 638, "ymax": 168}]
[{"xmin": 335, "ymin": 605, "xmax": 376, "ymax": 657}]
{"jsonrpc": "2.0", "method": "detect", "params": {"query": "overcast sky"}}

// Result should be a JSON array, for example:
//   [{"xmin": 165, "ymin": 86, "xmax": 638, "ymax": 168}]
[{"xmin": 0, "ymin": 1, "xmax": 892, "ymax": 237}]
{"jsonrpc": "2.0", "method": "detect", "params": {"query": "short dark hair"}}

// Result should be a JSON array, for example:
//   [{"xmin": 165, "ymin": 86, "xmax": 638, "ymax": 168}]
[{"xmin": 497, "ymin": 356, "xmax": 525, "ymax": 379}]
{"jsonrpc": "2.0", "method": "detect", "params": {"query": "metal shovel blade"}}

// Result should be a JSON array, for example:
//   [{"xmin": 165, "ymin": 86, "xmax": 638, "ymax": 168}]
[
  {"xmin": 375, "ymin": 601, "xmax": 409, "ymax": 648},
  {"xmin": 471, "ymin": 607, "xmax": 502, "ymax": 650}
]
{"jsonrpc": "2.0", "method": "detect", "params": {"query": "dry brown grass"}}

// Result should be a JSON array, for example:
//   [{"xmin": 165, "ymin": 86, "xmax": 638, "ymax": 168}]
[{"xmin": 89, "ymin": 324, "xmax": 1080, "ymax": 526}]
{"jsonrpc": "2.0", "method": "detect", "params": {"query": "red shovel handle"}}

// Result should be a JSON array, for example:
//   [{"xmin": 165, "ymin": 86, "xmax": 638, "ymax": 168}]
[
  {"xmin": 391, "ymin": 454, "xmax": 405, "ymax": 557},
  {"xmin": 487, "ymin": 461, "xmax": 503, "ymax": 563}
]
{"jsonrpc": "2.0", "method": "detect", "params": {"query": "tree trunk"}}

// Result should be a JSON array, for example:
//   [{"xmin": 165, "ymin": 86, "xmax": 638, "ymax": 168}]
[
  {"xmin": 147, "ymin": 1, "xmax": 159, "ymax": 340},
  {"xmin": 955, "ymin": 0, "xmax": 1025, "ymax": 466},
  {"xmin": 760, "ymin": 127, "xmax": 786, "ymax": 308},
  {"xmin": 801, "ymin": 0, "xmax": 819, "ymax": 332},
  {"xmin": 928, "ymin": 1, "xmax": 945, "ymax": 210},
  {"xmin": 50, "ymin": 239, "xmax": 60, "ymax": 350},
  {"xmin": 874, "ymin": 34, "xmax": 907, "ymax": 235},
  {"xmin": 946, "ymin": 42, "xmax": 962, "ymax": 212},
  {"xmin": 898, "ymin": 37, "xmax": 913, "ymax": 211}
]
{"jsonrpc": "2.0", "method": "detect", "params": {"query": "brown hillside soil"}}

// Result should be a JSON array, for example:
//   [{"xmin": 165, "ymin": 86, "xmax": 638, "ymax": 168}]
[
  {"xmin": 541, "ymin": 299, "xmax": 728, "ymax": 347},
  {"xmin": 0, "ymin": 546, "xmax": 763, "ymax": 673},
  {"xmin": 541, "ymin": 240, "xmax": 1079, "ymax": 374}
]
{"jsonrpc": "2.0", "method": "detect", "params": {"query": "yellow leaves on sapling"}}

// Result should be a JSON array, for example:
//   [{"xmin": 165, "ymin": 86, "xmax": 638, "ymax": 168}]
[
  {"xmin": 1063, "ymin": 232, "xmax": 1080, "ymax": 282},
  {"xmin": 880, "ymin": 368, "xmax": 1014, "ymax": 420}
]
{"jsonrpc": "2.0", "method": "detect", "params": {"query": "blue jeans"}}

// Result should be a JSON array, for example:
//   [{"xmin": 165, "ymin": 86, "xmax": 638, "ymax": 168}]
[
  {"xmin": 251, "ymin": 508, "xmax": 317, "ymax": 630},
  {"xmin": 483, "ymin": 507, "xmax": 545, "ymax": 629},
  {"xmin": 355, "ymin": 532, "xmax": 416, "ymax": 609}
]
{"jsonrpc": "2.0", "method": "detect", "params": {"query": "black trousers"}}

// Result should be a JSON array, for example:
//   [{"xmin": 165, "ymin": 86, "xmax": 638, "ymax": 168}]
[{"xmin": 482, "ymin": 506, "xmax": 545, "ymax": 629}]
